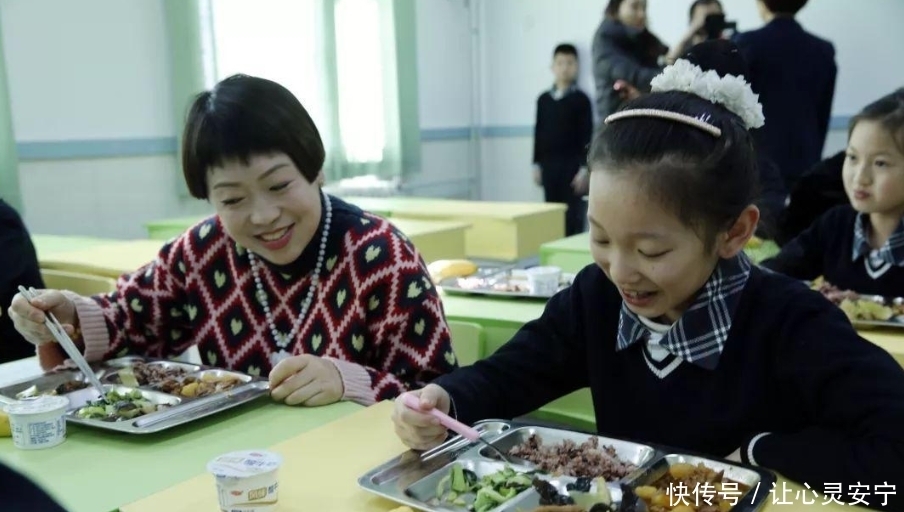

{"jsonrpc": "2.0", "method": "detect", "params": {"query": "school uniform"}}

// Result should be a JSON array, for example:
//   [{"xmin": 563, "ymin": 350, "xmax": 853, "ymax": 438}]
[
  {"xmin": 775, "ymin": 151, "xmax": 847, "ymax": 246},
  {"xmin": 762, "ymin": 205, "xmax": 904, "ymax": 297},
  {"xmin": 532, "ymin": 84, "xmax": 593, "ymax": 236},
  {"xmin": 0, "ymin": 462, "xmax": 69, "ymax": 511},
  {"xmin": 0, "ymin": 199, "xmax": 45, "ymax": 363},
  {"xmin": 435, "ymin": 254, "xmax": 904, "ymax": 510}
]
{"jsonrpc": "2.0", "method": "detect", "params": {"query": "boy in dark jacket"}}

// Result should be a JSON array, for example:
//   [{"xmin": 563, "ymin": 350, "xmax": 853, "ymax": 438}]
[{"xmin": 532, "ymin": 44, "xmax": 593, "ymax": 236}]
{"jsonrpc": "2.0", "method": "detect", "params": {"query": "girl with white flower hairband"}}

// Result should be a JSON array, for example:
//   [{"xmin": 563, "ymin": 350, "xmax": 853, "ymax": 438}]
[{"xmin": 393, "ymin": 43, "xmax": 904, "ymax": 509}]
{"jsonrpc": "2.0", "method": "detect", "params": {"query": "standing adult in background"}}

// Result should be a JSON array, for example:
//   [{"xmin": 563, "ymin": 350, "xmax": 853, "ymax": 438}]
[
  {"xmin": 678, "ymin": 39, "xmax": 787, "ymax": 240},
  {"xmin": 674, "ymin": 0, "xmax": 725, "ymax": 57},
  {"xmin": 734, "ymin": 0, "xmax": 837, "ymax": 191},
  {"xmin": 591, "ymin": 0, "xmax": 668, "ymax": 120},
  {"xmin": 0, "ymin": 198, "xmax": 44, "ymax": 363}
]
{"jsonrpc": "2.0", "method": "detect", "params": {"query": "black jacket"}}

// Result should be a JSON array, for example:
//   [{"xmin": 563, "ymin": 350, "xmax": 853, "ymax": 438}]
[
  {"xmin": 0, "ymin": 199, "xmax": 44, "ymax": 363},
  {"xmin": 735, "ymin": 18, "xmax": 837, "ymax": 189},
  {"xmin": 775, "ymin": 150, "xmax": 846, "ymax": 246}
]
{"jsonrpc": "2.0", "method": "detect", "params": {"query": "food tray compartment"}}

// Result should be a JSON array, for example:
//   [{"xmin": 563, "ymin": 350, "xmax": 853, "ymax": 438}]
[
  {"xmin": 100, "ymin": 356, "xmax": 148, "ymax": 368},
  {"xmin": 624, "ymin": 454, "xmax": 773, "ymax": 512},
  {"xmin": 145, "ymin": 361, "xmax": 202, "ymax": 372},
  {"xmin": 165, "ymin": 369, "xmax": 253, "ymax": 398},
  {"xmin": 66, "ymin": 385, "xmax": 182, "ymax": 419},
  {"xmin": 191, "ymin": 369, "xmax": 252, "ymax": 383},
  {"xmin": 0, "ymin": 370, "xmax": 91, "ymax": 400},
  {"xmin": 500, "ymin": 475, "xmax": 621, "ymax": 512},
  {"xmin": 478, "ymin": 426, "xmax": 656, "ymax": 481},
  {"xmin": 359, "ymin": 421, "xmax": 518, "ymax": 509},
  {"xmin": 471, "ymin": 420, "xmax": 512, "ymax": 438},
  {"xmin": 404, "ymin": 459, "xmax": 537, "ymax": 512},
  {"xmin": 102, "ymin": 361, "xmax": 201, "ymax": 387}
]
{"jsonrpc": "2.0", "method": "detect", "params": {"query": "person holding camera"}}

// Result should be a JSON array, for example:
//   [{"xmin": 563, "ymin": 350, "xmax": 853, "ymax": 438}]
[
  {"xmin": 666, "ymin": 0, "xmax": 726, "ymax": 64},
  {"xmin": 593, "ymin": 0, "xmax": 735, "ymax": 119}
]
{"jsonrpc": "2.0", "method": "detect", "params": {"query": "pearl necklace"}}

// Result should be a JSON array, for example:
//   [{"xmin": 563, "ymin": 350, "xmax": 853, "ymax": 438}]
[{"xmin": 248, "ymin": 191, "xmax": 332, "ymax": 356}]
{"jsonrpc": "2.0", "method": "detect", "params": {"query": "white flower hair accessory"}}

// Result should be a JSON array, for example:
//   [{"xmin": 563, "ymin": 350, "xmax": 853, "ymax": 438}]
[{"xmin": 650, "ymin": 58, "xmax": 765, "ymax": 129}]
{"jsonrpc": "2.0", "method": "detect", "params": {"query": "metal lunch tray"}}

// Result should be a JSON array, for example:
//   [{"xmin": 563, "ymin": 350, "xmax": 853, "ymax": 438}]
[
  {"xmin": 844, "ymin": 295, "xmax": 904, "ymax": 330},
  {"xmin": 0, "ymin": 356, "xmax": 269, "ymax": 434},
  {"xmin": 439, "ymin": 268, "xmax": 576, "ymax": 300},
  {"xmin": 805, "ymin": 281, "xmax": 904, "ymax": 330},
  {"xmin": 852, "ymin": 318, "xmax": 904, "ymax": 330},
  {"xmin": 358, "ymin": 420, "xmax": 776, "ymax": 512}
]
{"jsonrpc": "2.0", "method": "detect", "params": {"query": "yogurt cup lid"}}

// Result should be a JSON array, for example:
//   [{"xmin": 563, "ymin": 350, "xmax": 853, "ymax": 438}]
[
  {"xmin": 3, "ymin": 395, "xmax": 70, "ymax": 415},
  {"xmin": 207, "ymin": 450, "xmax": 283, "ymax": 478},
  {"xmin": 526, "ymin": 266, "xmax": 561, "ymax": 276}
]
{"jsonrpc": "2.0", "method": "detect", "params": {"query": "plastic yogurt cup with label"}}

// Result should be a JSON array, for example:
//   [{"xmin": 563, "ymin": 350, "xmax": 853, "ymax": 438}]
[
  {"xmin": 526, "ymin": 265, "xmax": 562, "ymax": 296},
  {"xmin": 3, "ymin": 395, "xmax": 70, "ymax": 450},
  {"xmin": 207, "ymin": 450, "xmax": 283, "ymax": 512}
]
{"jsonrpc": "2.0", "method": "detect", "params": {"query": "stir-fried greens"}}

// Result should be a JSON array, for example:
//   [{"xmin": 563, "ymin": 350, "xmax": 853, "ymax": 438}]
[
  {"xmin": 435, "ymin": 464, "xmax": 535, "ymax": 512},
  {"xmin": 76, "ymin": 389, "xmax": 171, "ymax": 422}
]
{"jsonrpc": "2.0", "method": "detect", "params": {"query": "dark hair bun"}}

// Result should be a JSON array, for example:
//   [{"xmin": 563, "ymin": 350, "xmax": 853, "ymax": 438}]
[{"xmin": 681, "ymin": 39, "xmax": 750, "ymax": 81}]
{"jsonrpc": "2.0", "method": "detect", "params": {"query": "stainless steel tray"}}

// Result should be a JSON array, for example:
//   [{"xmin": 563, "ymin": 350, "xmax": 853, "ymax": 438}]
[
  {"xmin": 358, "ymin": 420, "xmax": 775, "ymax": 512},
  {"xmin": 808, "ymin": 281, "xmax": 904, "ymax": 330},
  {"xmin": 0, "ymin": 356, "xmax": 269, "ymax": 434},
  {"xmin": 843, "ymin": 295, "xmax": 904, "ymax": 330},
  {"xmin": 851, "ymin": 315, "xmax": 904, "ymax": 330},
  {"xmin": 439, "ymin": 269, "xmax": 575, "ymax": 299}
]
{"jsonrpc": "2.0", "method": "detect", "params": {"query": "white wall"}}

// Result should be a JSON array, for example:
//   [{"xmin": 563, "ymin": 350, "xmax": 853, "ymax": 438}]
[
  {"xmin": 2, "ymin": 0, "xmax": 211, "ymax": 238},
  {"xmin": 465, "ymin": 0, "xmax": 904, "ymax": 201},
  {"xmin": 411, "ymin": 0, "xmax": 476, "ymax": 199},
  {"xmin": 476, "ymin": 0, "xmax": 904, "ymax": 127},
  {"xmin": 4, "ymin": 0, "xmax": 903, "ymax": 237}
]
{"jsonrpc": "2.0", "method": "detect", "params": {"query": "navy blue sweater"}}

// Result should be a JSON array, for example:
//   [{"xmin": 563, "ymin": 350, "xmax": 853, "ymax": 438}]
[
  {"xmin": 762, "ymin": 205, "xmax": 904, "ymax": 297},
  {"xmin": 0, "ymin": 462, "xmax": 68, "ymax": 511},
  {"xmin": 0, "ymin": 199, "xmax": 45, "ymax": 363},
  {"xmin": 532, "ymin": 87, "xmax": 594, "ymax": 173},
  {"xmin": 435, "ymin": 264, "xmax": 904, "ymax": 510}
]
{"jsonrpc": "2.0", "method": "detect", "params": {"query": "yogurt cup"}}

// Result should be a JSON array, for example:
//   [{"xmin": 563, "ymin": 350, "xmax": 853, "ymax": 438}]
[
  {"xmin": 526, "ymin": 266, "xmax": 562, "ymax": 296},
  {"xmin": 207, "ymin": 450, "xmax": 283, "ymax": 512},
  {"xmin": 3, "ymin": 395, "xmax": 70, "ymax": 450}
]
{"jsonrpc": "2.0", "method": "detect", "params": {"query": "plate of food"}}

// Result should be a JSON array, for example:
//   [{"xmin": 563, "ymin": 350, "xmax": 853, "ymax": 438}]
[{"xmin": 810, "ymin": 277, "xmax": 904, "ymax": 329}]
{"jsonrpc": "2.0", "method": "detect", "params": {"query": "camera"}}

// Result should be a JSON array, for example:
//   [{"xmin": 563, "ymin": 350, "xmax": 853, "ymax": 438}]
[{"xmin": 704, "ymin": 13, "xmax": 738, "ymax": 40}]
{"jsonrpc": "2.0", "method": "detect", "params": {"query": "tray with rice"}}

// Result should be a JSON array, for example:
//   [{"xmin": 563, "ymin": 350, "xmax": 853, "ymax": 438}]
[{"xmin": 358, "ymin": 420, "xmax": 775, "ymax": 512}]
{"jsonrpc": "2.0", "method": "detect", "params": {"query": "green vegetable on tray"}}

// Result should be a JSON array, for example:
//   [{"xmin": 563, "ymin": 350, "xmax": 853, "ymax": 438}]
[
  {"xmin": 435, "ymin": 464, "xmax": 535, "ymax": 512},
  {"xmin": 76, "ymin": 389, "xmax": 169, "ymax": 422}
]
